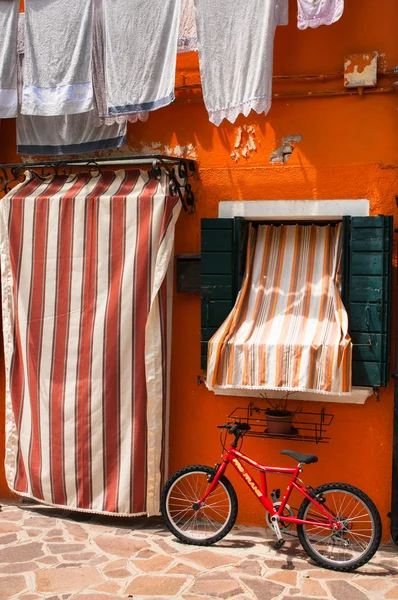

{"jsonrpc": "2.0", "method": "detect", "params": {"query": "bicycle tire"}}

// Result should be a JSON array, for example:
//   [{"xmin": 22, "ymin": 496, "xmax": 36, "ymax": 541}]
[
  {"xmin": 297, "ymin": 482, "xmax": 382, "ymax": 571},
  {"xmin": 161, "ymin": 464, "xmax": 238, "ymax": 546}
]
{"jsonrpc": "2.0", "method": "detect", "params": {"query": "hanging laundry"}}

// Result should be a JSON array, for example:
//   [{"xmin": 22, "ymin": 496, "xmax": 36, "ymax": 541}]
[
  {"xmin": 178, "ymin": 0, "xmax": 198, "ymax": 53},
  {"xmin": 297, "ymin": 0, "xmax": 344, "ymax": 30},
  {"xmin": 0, "ymin": 0, "xmax": 19, "ymax": 119},
  {"xmin": 17, "ymin": 111, "xmax": 127, "ymax": 157},
  {"xmin": 16, "ymin": 12, "xmax": 126, "ymax": 156},
  {"xmin": 102, "ymin": 0, "xmax": 181, "ymax": 117},
  {"xmin": 22, "ymin": 0, "xmax": 93, "ymax": 116},
  {"xmin": 92, "ymin": 0, "xmax": 148, "ymax": 126},
  {"xmin": 276, "ymin": 0, "xmax": 289, "ymax": 26},
  {"xmin": 194, "ymin": 0, "xmax": 288, "ymax": 126}
]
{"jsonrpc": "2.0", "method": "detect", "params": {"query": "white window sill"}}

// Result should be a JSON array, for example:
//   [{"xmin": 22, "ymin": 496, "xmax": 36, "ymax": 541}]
[
  {"xmin": 212, "ymin": 387, "xmax": 374, "ymax": 405},
  {"xmin": 218, "ymin": 199, "xmax": 370, "ymax": 220}
]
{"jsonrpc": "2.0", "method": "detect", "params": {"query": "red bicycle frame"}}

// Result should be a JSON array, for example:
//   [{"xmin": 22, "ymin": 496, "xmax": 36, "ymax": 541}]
[{"xmin": 198, "ymin": 445, "xmax": 341, "ymax": 530}]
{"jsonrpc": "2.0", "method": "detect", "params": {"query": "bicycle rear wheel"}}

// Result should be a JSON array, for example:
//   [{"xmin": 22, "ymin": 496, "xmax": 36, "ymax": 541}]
[
  {"xmin": 297, "ymin": 482, "xmax": 382, "ymax": 571},
  {"xmin": 161, "ymin": 465, "xmax": 238, "ymax": 546}
]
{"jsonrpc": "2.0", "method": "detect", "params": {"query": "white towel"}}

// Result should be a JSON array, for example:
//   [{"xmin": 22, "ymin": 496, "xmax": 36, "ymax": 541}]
[
  {"xmin": 194, "ymin": 0, "xmax": 287, "ymax": 126},
  {"xmin": 22, "ymin": 0, "xmax": 94, "ymax": 116},
  {"xmin": 102, "ymin": 0, "xmax": 181, "ymax": 116},
  {"xmin": 17, "ymin": 111, "xmax": 127, "ymax": 156},
  {"xmin": 92, "ymin": 0, "xmax": 148, "ymax": 126},
  {"xmin": 297, "ymin": 0, "xmax": 344, "ymax": 30},
  {"xmin": 178, "ymin": 0, "xmax": 197, "ymax": 53},
  {"xmin": 276, "ymin": 0, "xmax": 289, "ymax": 26},
  {"xmin": 0, "ymin": 0, "xmax": 19, "ymax": 118},
  {"xmin": 17, "ymin": 12, "xmax": 126, "ymax": 156}
]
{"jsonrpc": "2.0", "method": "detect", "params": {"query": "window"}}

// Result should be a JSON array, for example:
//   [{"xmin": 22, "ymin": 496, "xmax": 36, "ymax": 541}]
[{"xmin": 201, "ymin": 215, "xmax": 393, "ymax": 389}]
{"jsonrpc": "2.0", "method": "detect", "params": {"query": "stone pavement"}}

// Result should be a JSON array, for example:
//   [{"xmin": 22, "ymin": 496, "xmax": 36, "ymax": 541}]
[{"xmin": 0, "ymin": 501, "xmax": 398, "ymax": 599}]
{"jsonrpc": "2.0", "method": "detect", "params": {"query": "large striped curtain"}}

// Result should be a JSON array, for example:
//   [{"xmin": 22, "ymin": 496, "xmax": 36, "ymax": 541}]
[
  {"xmin": 0, "ymin": 169, "xmax": 180, "ymax": 516},
  {"xmin": 207, "ymin": 223, "xmax": 352, "ymax": 395}
]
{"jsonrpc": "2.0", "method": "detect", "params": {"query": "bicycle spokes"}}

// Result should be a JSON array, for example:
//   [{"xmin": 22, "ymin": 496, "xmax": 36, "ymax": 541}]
[
  {"xmin": 165, "ymin": 471, "xmax": 232, "ymax": 540},
  {"xmin": 302, "ymin": 490, "xmax": 375, "ymax": 564}
]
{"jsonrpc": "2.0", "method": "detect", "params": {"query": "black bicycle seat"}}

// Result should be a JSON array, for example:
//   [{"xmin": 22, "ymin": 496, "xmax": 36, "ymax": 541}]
[{"xmin": 281, "ymin": 450, "xmax": 318, "ymax": 464}]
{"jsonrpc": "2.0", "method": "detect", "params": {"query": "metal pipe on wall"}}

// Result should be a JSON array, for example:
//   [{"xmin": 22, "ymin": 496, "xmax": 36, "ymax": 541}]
[
  {"xmin": 175, "ymin": 84, "xmax": 397, "ymax": 103},
  {"xmin": 175, "ymin": 69, "xmax": 398, "ymax": 103}
]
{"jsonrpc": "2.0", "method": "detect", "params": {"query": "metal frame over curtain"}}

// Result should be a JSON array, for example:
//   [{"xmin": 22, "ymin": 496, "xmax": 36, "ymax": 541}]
[{"xmin": 0, "ymin": 168, "xmax": 180, "ymax": 516}]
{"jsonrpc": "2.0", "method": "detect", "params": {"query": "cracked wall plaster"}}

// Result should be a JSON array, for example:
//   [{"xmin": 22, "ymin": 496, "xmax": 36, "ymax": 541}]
[{"xmin": 270, "ymin": 134, "xmax": 302, "ymax": 164}]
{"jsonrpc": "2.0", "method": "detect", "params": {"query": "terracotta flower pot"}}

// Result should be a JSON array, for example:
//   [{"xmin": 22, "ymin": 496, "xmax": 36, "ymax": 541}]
[{"xmin": 266, "ymin": 413, "xmax": 294, "ymax": 435}]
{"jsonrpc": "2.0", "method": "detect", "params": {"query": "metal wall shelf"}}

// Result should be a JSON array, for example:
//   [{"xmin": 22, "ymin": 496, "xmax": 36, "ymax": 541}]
[{"xmin": 229, "ymin": 403, "xmax": 334, "ymax": 444}]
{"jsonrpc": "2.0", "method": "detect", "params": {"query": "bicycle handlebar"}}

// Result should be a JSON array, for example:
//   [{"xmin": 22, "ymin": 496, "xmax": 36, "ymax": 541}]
[
  {"xmin": 217, "ymin": 422, "xmax": 251, "ymax": 448},
  {"xmin": 217, "ymin": 422, "xmax": 251, "ymax": 436}
]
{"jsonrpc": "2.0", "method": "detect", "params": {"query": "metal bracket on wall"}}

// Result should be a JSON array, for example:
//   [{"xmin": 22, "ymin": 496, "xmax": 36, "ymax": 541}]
[{"xmin": 0, "ymin": 155, "xmax": 197, "ymax": 214}]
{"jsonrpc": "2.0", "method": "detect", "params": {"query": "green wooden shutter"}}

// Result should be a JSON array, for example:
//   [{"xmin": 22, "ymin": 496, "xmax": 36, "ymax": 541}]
[
  {"xmin": 201, "ymin": 218, "xmax": 246, "ymax": 370},
  {"xmin": 342, "ymin": 216, "xmax": 393, "ymax": 387}
]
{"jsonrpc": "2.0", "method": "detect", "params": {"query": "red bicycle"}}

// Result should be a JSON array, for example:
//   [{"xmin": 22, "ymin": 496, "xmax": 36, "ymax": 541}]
[{"xmin": 161, "ymin": 422, "xmax": 382, "ymax": 572}]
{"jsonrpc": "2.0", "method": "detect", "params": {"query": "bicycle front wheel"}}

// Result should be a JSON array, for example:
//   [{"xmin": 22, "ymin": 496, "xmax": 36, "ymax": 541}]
[
  {"xmin": 161, "ymin": 465, "xmax": 238, "ymax": 546},
  {"xmin": 297, "ymin": 482, "xmax": 382, "ymax": 571}
]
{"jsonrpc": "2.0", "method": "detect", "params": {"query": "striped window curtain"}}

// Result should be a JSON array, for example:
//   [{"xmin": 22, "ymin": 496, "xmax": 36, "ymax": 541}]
[
  {"xmin": 0, "ymin": 169, "xmax": 180, "ymax": 516},
  {"xmin": 206, "ymin": 223, "xmax": 352, "ymax": 395}
]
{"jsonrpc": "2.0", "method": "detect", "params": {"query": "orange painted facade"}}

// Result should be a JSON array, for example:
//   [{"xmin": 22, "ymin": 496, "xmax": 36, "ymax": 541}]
[{"xmin": 1, "ymin": 0, "xmax": 398, "ymax": 540}]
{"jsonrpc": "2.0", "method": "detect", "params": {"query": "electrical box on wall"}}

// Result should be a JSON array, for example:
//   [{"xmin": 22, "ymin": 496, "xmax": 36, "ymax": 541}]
[
  {"xmin": 344, "ymin": 52, "xmax": 378, "ymax": 88},
  {"xmin": 176, "ymin": 254, "xmax": 201, "ymax": 293}
]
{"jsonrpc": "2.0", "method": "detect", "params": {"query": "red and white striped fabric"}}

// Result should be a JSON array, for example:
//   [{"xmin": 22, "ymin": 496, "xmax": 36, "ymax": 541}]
[
  {"xmin": 0, "ymin": 169, "xmax": 180, "ymax": 516},
  {"xmin": 207, "ymin": 223, "xmax": 352, "ymax": 395}
]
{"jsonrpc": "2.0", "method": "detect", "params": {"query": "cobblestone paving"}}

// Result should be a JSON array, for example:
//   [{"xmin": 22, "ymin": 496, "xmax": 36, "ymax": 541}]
[{"xmin": 0, "ymin": 500, "xmax": 397, "ymax": 599}]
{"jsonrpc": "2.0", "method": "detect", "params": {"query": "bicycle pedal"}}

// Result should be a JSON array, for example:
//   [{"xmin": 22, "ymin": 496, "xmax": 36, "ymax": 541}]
[{"xmin": 274, "ymin": 539, "xmax": 286, "ymax": 550}]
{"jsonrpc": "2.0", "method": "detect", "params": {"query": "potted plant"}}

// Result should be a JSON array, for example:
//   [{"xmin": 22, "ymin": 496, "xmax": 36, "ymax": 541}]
[{"xmin": 259, "ymin": 394, "xmax": 301, "ymax": 435}]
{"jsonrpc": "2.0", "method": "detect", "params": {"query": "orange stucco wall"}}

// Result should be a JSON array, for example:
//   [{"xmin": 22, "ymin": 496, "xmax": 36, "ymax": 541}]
[{"xmin": 1, "ymin": 0, "xmax": 398, "ymax": 541}]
